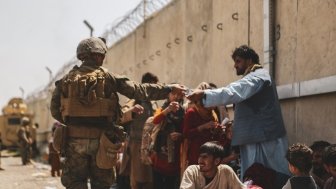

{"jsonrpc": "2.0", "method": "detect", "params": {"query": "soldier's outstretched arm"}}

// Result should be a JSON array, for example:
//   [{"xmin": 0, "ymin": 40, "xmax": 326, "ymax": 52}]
[
  {"xmin": 50, "ymin": 80, "xmax": 64, "ymax": 123},
  {"xmin": 111, "ymin": 74, "xmax": 185, "ymax": 101}
]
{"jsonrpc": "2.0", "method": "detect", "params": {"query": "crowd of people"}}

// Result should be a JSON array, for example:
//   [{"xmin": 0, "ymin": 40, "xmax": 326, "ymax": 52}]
[
  {"xmin": 45, "ymin": 36, "xmax": 335, "ymax": 189},
  {"xmin": 111, "ymin": 45, "xmax": 335, "ymax": 189}
]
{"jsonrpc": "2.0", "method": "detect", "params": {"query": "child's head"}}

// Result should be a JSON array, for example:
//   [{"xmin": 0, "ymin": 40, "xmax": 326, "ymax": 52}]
[
  {"xmin": 286, "ymin": 143, "xmax": 313, "ymax": 175},
  {"xmin": 166, "ymin": 83, "xmax": 184, "ymax": 104},
  {"xmin": 310, "ymin": 140, "xmax": 331, "ymax": 171},
  {"xmin": 322, "ymin": 144, "xmax": 336, "ymax": 178}
]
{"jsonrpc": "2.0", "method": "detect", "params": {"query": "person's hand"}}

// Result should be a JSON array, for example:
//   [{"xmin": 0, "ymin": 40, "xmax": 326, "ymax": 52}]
[
  {"xmin": 197, "ymin": 121, "xmax": 216, "ymax": 131},
  {"xmin": 186, "ymin": 89, "xmax": 205, "ymax": 103},
  {"xmin": 131, "ymin": 104, "xmax": 144, "ymax": 114},
  {"xmin": 170, "ymin": 132, "xmax": 182, "ymax": 141},
  {"xmin": 164, "ymin": 101, "xmax": 180, "ymax": 114},
  {"xmin": 196, "ymin": 82, "xmax": 211, "ymax": 90}
]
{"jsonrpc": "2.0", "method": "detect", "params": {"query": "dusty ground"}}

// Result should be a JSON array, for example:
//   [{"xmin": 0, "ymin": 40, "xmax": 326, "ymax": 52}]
[
  {"xmin": 0, "ymin": 153, "xmax": 64, "ymax": 189},
  {"xmin": 0, "ymin": 151, "xmax": 118, "ymax": 189}
]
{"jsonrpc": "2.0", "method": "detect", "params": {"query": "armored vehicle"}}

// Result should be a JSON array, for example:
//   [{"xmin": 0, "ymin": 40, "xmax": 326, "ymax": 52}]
[{"xmin": 0, "ymin": 98, "xmax": 33, "ymax": 147}]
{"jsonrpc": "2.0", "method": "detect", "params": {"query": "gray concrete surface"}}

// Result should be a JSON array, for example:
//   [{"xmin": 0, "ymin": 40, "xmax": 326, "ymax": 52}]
[
  {"xmin": 0, "ymin": 153, "xmax": 119, "ymax": 189},
  {"xmin": 0, "ymin": 155, "xmax": 63, "ymax": 189}
]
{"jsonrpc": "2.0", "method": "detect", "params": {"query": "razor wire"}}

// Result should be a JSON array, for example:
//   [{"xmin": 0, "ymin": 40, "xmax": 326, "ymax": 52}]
[
  {"xmin": 26, "ymin": 0, "xmax": 173, "ymax": 101},
  {"xmin": 102, "ymin": 0, "xmax": 173, "ymax": 46}
]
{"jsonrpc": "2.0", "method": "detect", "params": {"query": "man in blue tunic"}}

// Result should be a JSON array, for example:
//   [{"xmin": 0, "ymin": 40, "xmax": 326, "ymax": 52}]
[{"xmin": 187, "ymin": 45, "xmax": 290, "ymax": 187}]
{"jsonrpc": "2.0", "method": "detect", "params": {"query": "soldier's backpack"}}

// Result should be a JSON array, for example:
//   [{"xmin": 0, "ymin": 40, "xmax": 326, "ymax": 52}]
[
  {"xmin": 60, "ymin": 66, "xmax": 120, "ymax": 122},
  {"xmin": 140, "ymin": 116, "xmax": 163, "ymax": 165}
]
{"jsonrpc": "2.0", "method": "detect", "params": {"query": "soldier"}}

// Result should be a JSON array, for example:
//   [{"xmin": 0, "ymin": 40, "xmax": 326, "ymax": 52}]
[
  {"xmin": 30, "ymin": 123, "xmax": 40, "ymax": 158},
  {"xmin": 50, "ymin": 37, "xmax": 185, "ymax": 189},
  {"xmin": 17, "ymin": 117, "xmax": 32, "ymax": 165},
  {"xmin": 0, "ymin": 132, "xmax": 4, "ymax": 171}
]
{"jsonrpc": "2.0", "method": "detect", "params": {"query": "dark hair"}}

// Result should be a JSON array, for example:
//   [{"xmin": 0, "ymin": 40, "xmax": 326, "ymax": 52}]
[
  {"xmin": 141, "ymin": 72, "xmax": 159, "ymax": 84},
  {"xmin": 208, "ymin": 82, "xmax": 217, "ymax": 89},
  {"xmin": 199, "ymin": 142, "xmax": 225, "ymax": 159},
  {"xmin": 286, "ymin": 143, "xmax": 313, "ymax": 174},
  {"xmin": 322, "ymin": 144, "xmax": 336, "ymax": 166},
  {"xmin": 232, "ymin": 45, "xmax": 260, "ymax": 64},
  {"xmin": 310, "ymin": 140, "xmax": 331, "ymax": 152}
]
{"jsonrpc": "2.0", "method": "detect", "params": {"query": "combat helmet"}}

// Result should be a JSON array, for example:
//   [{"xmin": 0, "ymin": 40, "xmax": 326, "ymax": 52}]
[
  {"xmin": 21, "ymin": 116, "xmax": 30, "ymax": 125},
  {"xmin": 76, "ymin": 37, "xmax": 107, "ymax": 61}
]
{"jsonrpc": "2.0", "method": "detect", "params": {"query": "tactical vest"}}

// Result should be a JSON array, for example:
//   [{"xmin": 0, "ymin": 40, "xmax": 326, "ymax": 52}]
[{"xmin": 60, "ymin": 66, "xmax": 120, "ymax": 123}]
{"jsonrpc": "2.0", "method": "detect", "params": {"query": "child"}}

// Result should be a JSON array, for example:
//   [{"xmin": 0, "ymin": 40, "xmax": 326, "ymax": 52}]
[
  {"xmin": 221, "ymin": 120, "xmax": 240, "ymax": 174},
  {"xmin": 310, "ymin": 141, "xmax": 331, "ymax": 188},
  {"xmin": 151, "ymin": 89, "xmax": 185, "ymax": 189},
  {"xmin": 282, "ymin": 143, "xmax": 318, "ymax": 189},
  {"xmin": 48, "ymin": 122, "xmax": 61, "ymax": 177},
  {"xmin": 322, "ymin": 144, "xmax": 336, "ymax": 189}
]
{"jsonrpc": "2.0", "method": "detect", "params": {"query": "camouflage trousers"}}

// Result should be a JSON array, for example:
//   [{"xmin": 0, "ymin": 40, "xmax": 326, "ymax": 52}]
[
  {"xmin": 61, "ymin": 138, "xmax": 116, "ymax": 189},
  {"xmin": 19, "ymin": 144, "xmax": 31, "ymax": 165}
]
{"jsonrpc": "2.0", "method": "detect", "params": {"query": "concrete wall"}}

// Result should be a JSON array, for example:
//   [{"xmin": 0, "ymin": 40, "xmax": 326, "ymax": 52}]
[
  {"xmin": 104, "ymin": 0, "xmax": 336, "ymax": 145},
  {"xmin": 26, "ymin": 94, "xmax": 53, "ymax": 143},
  {"xmin": 106, "ymin": 0, "xmax": 264, "ymax": 88},
  {"xmin": 24, "ymin": 0, "xmax": 335, "ymax": 145},
  {"xmin": 275, "ymin": 0, "xmax": 336, "ymax": 144}
]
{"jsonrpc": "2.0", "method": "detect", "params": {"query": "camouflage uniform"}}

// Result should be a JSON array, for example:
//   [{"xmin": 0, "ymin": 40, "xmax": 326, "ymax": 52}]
[
  {"xmin": 17, "ymin": 117, "xmax": 31, "ymax": 165},
  {"xmin": 50, "ymin": 37, "xmax": 171, "ymax": 189},
  {"xmin": 0, "ymin": 133, "xmax": 4, "ymax": 170}
]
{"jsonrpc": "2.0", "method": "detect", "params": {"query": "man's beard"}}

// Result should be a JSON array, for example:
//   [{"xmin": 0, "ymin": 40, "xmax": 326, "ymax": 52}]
[{"xmin": 236, "ymin": 69, "xmax": 244, "ymax": 75}]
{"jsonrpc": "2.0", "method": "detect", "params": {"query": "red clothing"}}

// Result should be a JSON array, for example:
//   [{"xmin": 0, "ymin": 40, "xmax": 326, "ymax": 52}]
[
  {"xmin": 48, "ymin": 142, "xmax": 61, "ymax": 177},
  {"xmin": 183, "ymin": 107, "xmax": 228, "ymax": 165},
  {"xmin": 151, "ymin": 108, "xmax": 183, "ymax": 176},
  {"xmin": 153, "ymin": 108, "xmax": 166, "ymax": 124}
]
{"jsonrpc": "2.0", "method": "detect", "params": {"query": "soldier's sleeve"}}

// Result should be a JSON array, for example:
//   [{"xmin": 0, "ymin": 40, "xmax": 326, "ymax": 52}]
[
  {"xmin": 109, "ymin": 74, "xmax": 171, "ymax": 101},
  {"xmin": 50, "ymin": 80, "xmax": 64, "ymax": 123}
]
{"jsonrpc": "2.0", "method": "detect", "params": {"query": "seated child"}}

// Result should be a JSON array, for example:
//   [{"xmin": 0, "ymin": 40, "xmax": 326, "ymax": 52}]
[
  {"xmin": 282, "ymin": 143, "xmax": 318, "ymax": 189},
  {"xmin": 322, "ymin": 144, "xmax": 336, "ymax": 189}
]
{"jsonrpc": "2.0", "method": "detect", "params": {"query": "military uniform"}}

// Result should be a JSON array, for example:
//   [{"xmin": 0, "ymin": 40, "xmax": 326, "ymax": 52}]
[
  {"xmin": 50, "ymin": 37, "xmax": 172, "ymax": 189},
  {"xmin": 0, "ymin": 133, "xmax": 4, "ymax": 170},
  {"xmin": 17, "ymin": 117, "xmax": 32, "ymax": 165},
  {"xmin": 30, "ymin": 124, "xmax": 39, "ymax": 158}
]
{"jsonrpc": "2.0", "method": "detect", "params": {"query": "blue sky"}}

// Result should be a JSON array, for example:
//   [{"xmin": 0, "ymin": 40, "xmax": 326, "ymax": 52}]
[{"xmin": 0, "ymin": 0, "xmax": 141, "ymax": 108}]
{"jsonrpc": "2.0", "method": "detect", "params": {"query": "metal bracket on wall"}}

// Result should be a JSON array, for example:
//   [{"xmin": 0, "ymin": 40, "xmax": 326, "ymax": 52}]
[
  {"xmin": 201, "ymin": 25, "xmax": 208, "ymax": 32},
  {"xmin": 217, "ymin": 23, "xmax": 223, "ymax": 30},
  {"xmin": 174, "ymin": 38, "xmax": 180, "ymax": 44},
  {"xmin": 187, "ymin": 35, "xmax": 193, "ymax": 42},
  {"xmin": 232, "ymin": 12, "xmax": 239, "ymax": 20}
]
